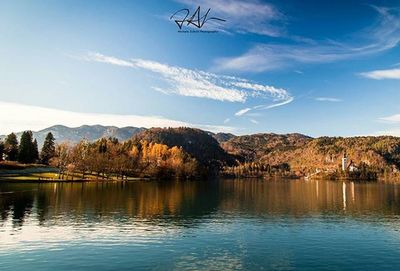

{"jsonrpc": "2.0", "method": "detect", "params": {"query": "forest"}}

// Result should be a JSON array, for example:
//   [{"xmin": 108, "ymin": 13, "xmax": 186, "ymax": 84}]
[
  {"xmin": 2, "ymin": 126, "xmax": 400, "ymax": 181},
  {"xmin": 0, "ymin": 130, "xmax": 199, "ymax": 179}
]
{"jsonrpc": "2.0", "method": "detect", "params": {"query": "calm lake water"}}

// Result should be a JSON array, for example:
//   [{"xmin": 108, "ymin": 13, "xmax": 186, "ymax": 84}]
[{"xmin": 1, "ymin": 179, "xmax": 400, "ymax": 270}]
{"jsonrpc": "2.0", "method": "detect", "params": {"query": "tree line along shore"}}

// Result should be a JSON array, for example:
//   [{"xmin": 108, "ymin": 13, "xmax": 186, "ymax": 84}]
[{"xmin": 1, "ymin": 127, "xmax": 400, "ymax": 182}]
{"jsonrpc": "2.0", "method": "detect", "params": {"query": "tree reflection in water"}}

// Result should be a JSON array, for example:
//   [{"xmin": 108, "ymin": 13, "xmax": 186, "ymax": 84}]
[{"xmin": 1, "ymin": 179, "xmax": 400, "ymax": 229}]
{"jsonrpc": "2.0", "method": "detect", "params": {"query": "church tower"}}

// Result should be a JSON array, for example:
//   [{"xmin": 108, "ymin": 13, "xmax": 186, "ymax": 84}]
[{"xmin": 342, "ymin": 153, "xmax": 348, "ymax": 171}]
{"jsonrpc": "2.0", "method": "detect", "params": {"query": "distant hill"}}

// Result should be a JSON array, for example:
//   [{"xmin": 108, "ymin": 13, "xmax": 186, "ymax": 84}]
[
  {"xmin": 221, "ymin": 133, "xmax": 312, "ymax": 161},
  {"xmin": 3, "ymin": 125, "xmax": 400, "ymax": 176},
  {"xmin": 211, "ymin": 132, "xmax": 236, "ymax": 143},
  {"xmin": 132, "ymin": 127, "xmax": 237, "ymax": 168},
  {"xmin": 1, "ymin": 125, "xmax": 146, "ymax": 147},
  {"xmin": 221, "ymin": 133, "xmax": 400, "ymax": 174}
]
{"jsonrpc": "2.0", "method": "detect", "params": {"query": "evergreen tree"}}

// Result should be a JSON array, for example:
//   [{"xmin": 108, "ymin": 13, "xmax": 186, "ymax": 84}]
[
  {"xmin": 40, "ymin": 132, "xmax": 56, "ymax": 164},
  {"xmin": 4, "ymin": 133, "xmax": 18, "ymax": 161},
  {"xmin": 33, "ymin": 139, "xmax": 39, "ymax": 162},
  {"xmin": 0, "ymin": 141, "xmax": 4, "ymax": 161},
  {"xmin": 18, "ymin": 131, "xmax": 36, "ymax": 163}
]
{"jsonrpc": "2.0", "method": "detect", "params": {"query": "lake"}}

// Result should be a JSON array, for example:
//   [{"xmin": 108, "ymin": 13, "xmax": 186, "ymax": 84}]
[{"xmin": 1, "ymin": 179, "xmax": 400, "ymax": 270}]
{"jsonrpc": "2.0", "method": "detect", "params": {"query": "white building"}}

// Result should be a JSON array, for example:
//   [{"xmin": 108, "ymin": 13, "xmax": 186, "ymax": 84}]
[{"xmin": 342, "ymin": 154, "xmax": 348, "ymax": 171}]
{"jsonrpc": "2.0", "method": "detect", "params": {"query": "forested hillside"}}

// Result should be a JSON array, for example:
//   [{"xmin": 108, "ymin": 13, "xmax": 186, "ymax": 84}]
[
  {"xmin": 221, "ymin": 134, "xmax": 400, "ymax": 179},
  {"xmin": 132, "ymin": 127, "xmax": 237, "ymax": 168},
  {"xmin": 3, "ymin": 125, "xmax": 400, "ymax": 180}
]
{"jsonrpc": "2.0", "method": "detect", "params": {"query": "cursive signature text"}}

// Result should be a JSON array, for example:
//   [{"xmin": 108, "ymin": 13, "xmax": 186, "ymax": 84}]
[{"xmin": 170, "ymin": 6, "xmax": 226, "ymax": 30}]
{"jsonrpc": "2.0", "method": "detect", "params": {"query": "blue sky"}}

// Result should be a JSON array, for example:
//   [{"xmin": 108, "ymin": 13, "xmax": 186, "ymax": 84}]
[{"xmin": 1, "ymin": 0, "xmax": 400, "ymax": 136}]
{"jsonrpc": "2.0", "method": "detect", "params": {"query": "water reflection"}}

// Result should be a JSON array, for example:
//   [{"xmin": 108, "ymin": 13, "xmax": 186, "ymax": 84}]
[
  {"xmin": 217, "ymin": 179, "xmax": 400, "ymax": 218},
  {"xmin": 1, "ymin": 179, "xmax": 400, "ymax": 228},
  {"xmin": 343, "ymin": 182, "xmax": 346, "ymax": 210},
  {"xmin": 2, "ymin": 179, "xmax": 400, "ymax": 270}
]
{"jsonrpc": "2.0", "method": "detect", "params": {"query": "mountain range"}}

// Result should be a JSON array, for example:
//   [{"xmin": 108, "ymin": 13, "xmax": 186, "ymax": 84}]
[
  {"xmin": 0, "ymin": 125, "xmax": 146, "ymax": 147},
  {"xmin": 0, "ymin": 125, "xmax": 235, "ymax": 148}
]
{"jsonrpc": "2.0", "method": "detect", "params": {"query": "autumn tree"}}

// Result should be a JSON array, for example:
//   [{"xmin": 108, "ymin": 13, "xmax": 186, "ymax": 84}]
[
  {"xmin": 50, "ymin": 137, "xmax": 201, "ymax": 180},
  {"xmin": 70, "ymin": 140, "xmax": 90, "ymax": 179},
  {"xmin": 50, "ymin": 142, "xmax": 71, "ymax": 179}
]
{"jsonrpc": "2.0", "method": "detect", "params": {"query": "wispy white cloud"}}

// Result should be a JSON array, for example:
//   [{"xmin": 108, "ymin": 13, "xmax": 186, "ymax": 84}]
[
  {"xmin": 315, "ymin": 97, "xmax": 342, "ymax": 102},
  {"xmin": 230, "ymin": 81, "xmax": 289, "ymax": 100},
  {"xmin": 83, "ymin": 53, "xmax": 135, "ymax": 68},
  {"xmin": 374, "ymin": 128, "xmax": 400, "ymax": 136},
  {"xmin": 376, "ymin": 113, "xmax": 400, "ymax": 136},
  {"xmin": 0, "ymin": 101, "xmax": 237, "ymax": 135},
  {"xmin": 86, "ymin": 52, "xmax": 294, "ymax": 117},
  {"xmin": 235, "ymin": 96, "xmax": 294, "ymax": 117},
  {"xmin": 380, "ymin": 114, "xmax": 400, "ymax": 123},
  {"xmin": 173, "ymin": 0, "xmax": 284, "ymax": 37},
  {"xmin": 88, "ymin": 53, "xmax": 245, "ymax": 102},
  {"xmin": 215, "ymin": 6, "xmax": 400, "ymax": 72},
  {"xmin": 359, "ymin": 68, "xmax": 400, "ymax": 79},
  {"xmin": 235, "ymin": 108, "xmax": 251, "ymax": 116},
  {"xmin": 249, "ymin": 119, "xmax": 259, "ymax": 124},
  {"xmin": 255, "ymin": 97, "xmax": 294, "ymax": 109}
]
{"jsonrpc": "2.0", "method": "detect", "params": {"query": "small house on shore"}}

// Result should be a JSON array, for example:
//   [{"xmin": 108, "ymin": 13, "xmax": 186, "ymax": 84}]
[{"xmin": 342, "ymin": 153, "xmax": 357, "ymax": 172}]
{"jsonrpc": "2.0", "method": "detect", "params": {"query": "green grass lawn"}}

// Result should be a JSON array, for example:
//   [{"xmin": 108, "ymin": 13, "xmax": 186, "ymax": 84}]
[{"xmin": 0, "ymin": 165, "xmax": 143, "ymax": 182}]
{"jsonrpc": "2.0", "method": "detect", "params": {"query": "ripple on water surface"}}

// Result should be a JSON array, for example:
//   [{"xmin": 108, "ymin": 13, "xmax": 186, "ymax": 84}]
[{"xmin": 1, "ymin": 179, "xmax": 400, "ymax": 270}]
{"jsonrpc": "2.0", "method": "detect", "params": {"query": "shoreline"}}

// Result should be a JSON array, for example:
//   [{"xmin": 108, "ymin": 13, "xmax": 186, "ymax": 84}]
[
  {"xmin": 1, "ymin": 164, "xmax": 400, "ymax": 183},
  {"xmin": 0, "ymin": 177, "xmax": 150, "ymax": 183},
  {"xmin": 2, "ymin": 175, "xmax": 399, "ymax": 184}
]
